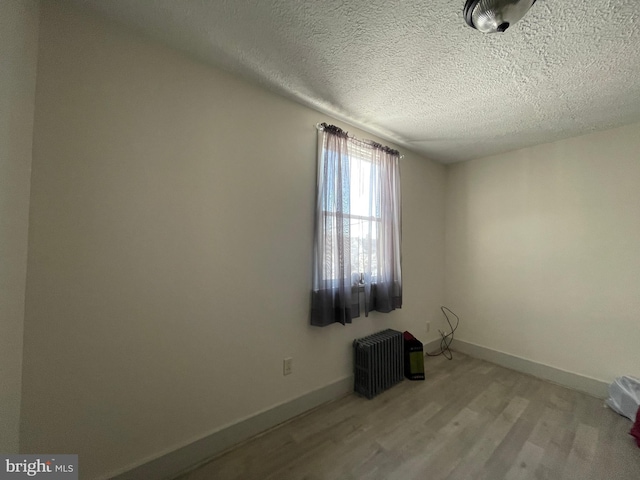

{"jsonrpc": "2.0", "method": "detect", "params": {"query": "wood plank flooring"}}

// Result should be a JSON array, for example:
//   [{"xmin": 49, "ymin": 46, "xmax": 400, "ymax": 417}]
[{"xmin": 177, "ymin": 352, "xmax": 640, "ymax": 480}]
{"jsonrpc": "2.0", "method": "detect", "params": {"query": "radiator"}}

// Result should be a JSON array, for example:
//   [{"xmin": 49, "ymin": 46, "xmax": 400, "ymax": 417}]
[{"xmin": 353, "ymin": 329, "xmax": 404, "ymax": 399}]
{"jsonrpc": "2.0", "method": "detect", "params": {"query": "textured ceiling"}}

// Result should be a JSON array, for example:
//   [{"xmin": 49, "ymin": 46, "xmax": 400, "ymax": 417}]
[{"xmin": 69, "ymin": 0, "xmax": 640, "ymax": 163}]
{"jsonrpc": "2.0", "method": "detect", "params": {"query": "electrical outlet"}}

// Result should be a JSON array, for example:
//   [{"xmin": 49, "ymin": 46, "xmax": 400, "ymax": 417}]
[
  {"xmin": 426, "ymin": 321, "xmax": 431, "ymax": 333},
  {"xmin": 283, "ymin": 357, "xmax": 293, "ymax": 376}
]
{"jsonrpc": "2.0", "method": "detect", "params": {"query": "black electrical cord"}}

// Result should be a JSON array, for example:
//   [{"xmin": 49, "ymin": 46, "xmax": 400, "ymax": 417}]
[{"xmin": 425, "ymin": 306, "xmax": 459, "ymax": 360}]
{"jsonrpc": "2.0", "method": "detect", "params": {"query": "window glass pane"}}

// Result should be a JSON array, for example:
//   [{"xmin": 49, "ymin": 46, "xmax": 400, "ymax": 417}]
[{"xmin": 320, "ymin": 144, "xmax": 383, "ymax": 284}]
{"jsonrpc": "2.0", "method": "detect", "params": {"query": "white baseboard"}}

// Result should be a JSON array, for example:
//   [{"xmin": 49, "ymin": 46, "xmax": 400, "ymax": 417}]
[
  {"xmin": 107, "ymin": 376, "xmax": 353, "ymax": 480},
  {"xmin": 452, "ymin": 340, "xmax": 609, "ymax": 399},
  {"xmin": 424, "ymin": 338, "xmax": 446, "ymax": 355}
]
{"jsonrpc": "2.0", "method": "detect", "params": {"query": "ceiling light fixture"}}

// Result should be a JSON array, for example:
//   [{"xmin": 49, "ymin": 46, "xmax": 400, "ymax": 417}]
[{"xmin": 464, "ymin": 0, "xmax": 537, "ymax": 33}]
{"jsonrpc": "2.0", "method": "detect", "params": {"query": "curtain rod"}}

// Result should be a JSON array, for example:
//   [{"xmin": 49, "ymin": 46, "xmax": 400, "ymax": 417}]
[{"xmin": 315, "ymin": 123, "xmax": 404, "ymax": 159}]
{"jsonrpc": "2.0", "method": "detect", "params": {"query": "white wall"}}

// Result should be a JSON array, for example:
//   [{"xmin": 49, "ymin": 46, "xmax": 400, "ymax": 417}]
[
  {"xmin": 445, "ymin": 122, "xmax": 640, "ymax": 383},
  {"xmin": 21, "ymin": 3, "xmax": 445, "ymax": 477},
  {"xmin": 0, "ymin": 0, "xmax": 39, "ymax": 454}
]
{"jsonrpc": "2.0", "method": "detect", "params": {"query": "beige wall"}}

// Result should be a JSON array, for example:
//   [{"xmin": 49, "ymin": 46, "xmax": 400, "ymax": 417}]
[
  {"xmin": 445, "ymin": 122, "xmax": 640, "ymax": 383},
  {"xmin": 0, "ymin": 0, "xmax": 39, "ymax": 454},
  {"xmin": 21, "ymin": 3, "xmax": 445, "ymax": 477}
]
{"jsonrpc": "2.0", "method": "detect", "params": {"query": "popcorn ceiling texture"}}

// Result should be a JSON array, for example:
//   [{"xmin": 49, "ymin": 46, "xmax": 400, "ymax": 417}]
[{"xmin": 70, "ymin": 0, "xmax": 640, "ymax": 163}]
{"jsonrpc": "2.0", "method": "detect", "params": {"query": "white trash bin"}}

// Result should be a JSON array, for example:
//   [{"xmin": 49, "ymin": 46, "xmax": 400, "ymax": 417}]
[{"xmin": 606, "ymin": 376, "xmax": 640, "ymax": 420}]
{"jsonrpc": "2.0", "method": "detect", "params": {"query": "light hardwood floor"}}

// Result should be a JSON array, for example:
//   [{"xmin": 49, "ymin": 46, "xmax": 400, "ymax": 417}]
[{"xmin": 177, "ymin": 352, "xmax": 640, "ymax": 479}]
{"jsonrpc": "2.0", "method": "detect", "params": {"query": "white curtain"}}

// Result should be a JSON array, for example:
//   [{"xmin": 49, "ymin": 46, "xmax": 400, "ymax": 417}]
[{"xmin": 311, "ymin": 124, "xmax": 402, "ymax": 327}]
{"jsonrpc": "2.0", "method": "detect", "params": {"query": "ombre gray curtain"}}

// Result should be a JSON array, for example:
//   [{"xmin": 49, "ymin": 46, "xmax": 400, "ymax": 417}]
[{"xmin": 311, "ymin": 124, "xmax": 402, "ymax": 327}]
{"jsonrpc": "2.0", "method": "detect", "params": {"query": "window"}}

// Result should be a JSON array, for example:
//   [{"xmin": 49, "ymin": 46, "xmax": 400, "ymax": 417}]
[
  {"xmin": 322, "ymin": 146, "xmax": 380, "ymax": 285},
  {"xmin": 311, "ymin": 124, "xmax": 402, "ymax": 327}
]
